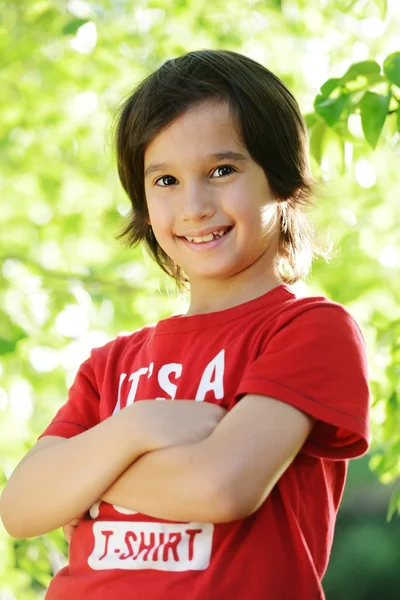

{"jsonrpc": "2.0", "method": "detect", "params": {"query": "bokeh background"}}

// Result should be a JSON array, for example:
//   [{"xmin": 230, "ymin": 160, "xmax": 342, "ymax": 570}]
[{"xmin": 1, "ymin": 0, "xmax": 400, "ymax": 598}]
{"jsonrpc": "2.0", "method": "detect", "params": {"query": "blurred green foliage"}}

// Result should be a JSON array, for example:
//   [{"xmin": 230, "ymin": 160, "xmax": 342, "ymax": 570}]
[{"xmin": 0, "ymin": 0, "xmax": 399, "ymax": 598}]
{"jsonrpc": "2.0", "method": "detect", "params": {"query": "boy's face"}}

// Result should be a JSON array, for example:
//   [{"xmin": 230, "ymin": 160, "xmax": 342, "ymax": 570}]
[{"xmin": 144, "ymin": 101, "xmax": 279, "ymax": 286}]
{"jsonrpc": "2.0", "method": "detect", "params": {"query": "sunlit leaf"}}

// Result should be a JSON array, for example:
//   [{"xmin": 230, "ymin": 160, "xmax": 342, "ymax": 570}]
[
  {"xmin": 339, "ymin": 61, "xmax": 381, "ymax": 85},
  {"xmin": 0, "ymin": 338, "xmax": 22, "ymax": 355},
  {"xmin": 309, "ymin": 119, "xmax": 327, "ymax": 164},
  {"xmin": 62, "ymin": 19, "xmax": 89, "ymax": 35},
  {"xmin": 320, "ymin": 78, "xmax": 342, "ymax": 97},
  {"xmin": 383, "ymin": 52, "xmax": 400, "ymax": 87},
  {"xmin": 304, "ymin": 112, "xmax": 319, "ymax": 129},
  {"xmin": 314, "ymin": 93, "xmax": 351, "ymax": 126},
  {"xmin": 359, "ymin": 90, "xmax": 391, "ymax": 148},
  {"xmin": 0, "ymin": 313, "xmax": 28, "ymax": 355}
]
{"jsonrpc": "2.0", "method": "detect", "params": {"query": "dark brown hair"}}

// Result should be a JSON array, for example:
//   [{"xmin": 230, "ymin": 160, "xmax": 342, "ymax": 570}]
[{"xmin": 115, "ymin": 49, "xmax": 319, "ymax": 287}]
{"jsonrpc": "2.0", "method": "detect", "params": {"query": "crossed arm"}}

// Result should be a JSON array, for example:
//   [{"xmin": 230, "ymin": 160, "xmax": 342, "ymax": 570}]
[
  {"xmin": 0, "ymin": 395, "xmax": 313, "ymax": 538},
  {"xmin": 101, "ymin": 394, "xmax": 314, "ymax": 522}
]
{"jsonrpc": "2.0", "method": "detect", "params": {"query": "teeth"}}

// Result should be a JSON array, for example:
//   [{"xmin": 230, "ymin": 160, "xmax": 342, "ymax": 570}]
[{"xmin": 185, "ymin": 229, "xmax": 228, "ymax": 243}]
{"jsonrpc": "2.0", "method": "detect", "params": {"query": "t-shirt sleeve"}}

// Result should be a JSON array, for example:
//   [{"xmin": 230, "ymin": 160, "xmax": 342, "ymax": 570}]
[
  {"xmin": 38, "ymin": 357, "xmax": 100, "ymax": 439},
  {"xmin": 235, "ymin": 305, "xmax": 370, "ymax": 459}
]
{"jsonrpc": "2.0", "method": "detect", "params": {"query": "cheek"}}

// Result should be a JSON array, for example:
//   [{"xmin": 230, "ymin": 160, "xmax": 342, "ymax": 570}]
[
  {"xmin": 146, "ymin": 197, "xmax": 169, "ymax": 230},
  {"xmin": 220, "ymin": 184, "xmax": 249, "ymax": 216},
  {"xmin": 148, "ymin": 214, "xmax": 177, "ymax": 254}
]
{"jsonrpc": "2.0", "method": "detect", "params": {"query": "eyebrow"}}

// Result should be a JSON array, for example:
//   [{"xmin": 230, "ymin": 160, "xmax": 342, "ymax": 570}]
[{"xmin": 144, "ymin": 151, "xmax": 248, "ymax": 178}]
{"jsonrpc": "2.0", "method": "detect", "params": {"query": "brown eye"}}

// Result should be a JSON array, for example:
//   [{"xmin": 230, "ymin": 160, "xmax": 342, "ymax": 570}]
[
  {"xmin": 156, "ymin": 175, "xmax": 177, "ymax": 187},
  {"xmin": 211, "ymin": 165, "xmax": 235, "ymax": 178}
]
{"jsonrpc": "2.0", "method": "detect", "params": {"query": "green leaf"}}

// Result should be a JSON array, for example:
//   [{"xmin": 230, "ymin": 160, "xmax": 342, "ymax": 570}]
[
  {"xmin": 320, "ymin": 78, "xmax": 341, "ymax": 98},
  {"xmin": 387, "ymin": 390, "xmax": 399, "ymax": 411},
  {"xmin": 359, "ymin": 91, "xmax": 391, "ymax": 148},
  {"xmin": 383, "ymin": 52, "xmax": 400, "ymax": 87},
  {"xmin": 0, "ymin": 314, "xmax": 28, "ymax": 355},
  {"xmin": 304, "ymin": 112, "xmax": 319, "ymax": 129},
  {"xmin": 387, "ymin": 486, "xmax": 400, "ymax": 522},
  {"xmin": 339, "ymin": 61, "xmax": 382, "ymax": 85},
  {"xmin": 62, "ymin": 19, "xmax": 89, "ymax": 35},
  {"xmin": 0, "ymin": 338, "xmax": 21, "ymax": 355},
  {"xmin": 0, "ymin": 333, "xmax": 28, "ymax": 354},
  {"xmin": 397, "ymin": 108, "xmax": 400, "ymax": 133},
  {"xmin": 309, "ymin": 119, "xmax": 326, "ymax": 164},
  {"xmin": 317, "ymin": 63, "xmax": 383, "ymax": 103},
  {"xmin": 314, "ymin": 93, "xmax": 351, "ymax": 127}
]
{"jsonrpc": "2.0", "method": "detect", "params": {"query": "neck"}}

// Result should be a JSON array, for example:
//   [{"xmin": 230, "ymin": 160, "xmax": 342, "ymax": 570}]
[{"xmin": 185, "ymin": 264, "xmax": 283, "ymax": 316}]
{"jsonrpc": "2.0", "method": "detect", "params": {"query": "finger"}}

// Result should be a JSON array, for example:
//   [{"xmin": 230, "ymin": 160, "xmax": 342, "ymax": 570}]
[{"xmin": 63, "ymin": 525, "xmax": 73, "ymax": 544}]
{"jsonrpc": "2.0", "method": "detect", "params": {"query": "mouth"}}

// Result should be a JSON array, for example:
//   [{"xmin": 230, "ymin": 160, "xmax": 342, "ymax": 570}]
[
  {"xmin": 178, "ymin": 226, "xmax": 234, "ymax": 254},
  {"xmin": 179, "ymin": 226, "xmax": 233, "ymax": 244}
]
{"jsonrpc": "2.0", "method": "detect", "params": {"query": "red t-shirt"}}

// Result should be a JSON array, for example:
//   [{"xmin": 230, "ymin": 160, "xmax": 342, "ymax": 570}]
[{"xmin": 40, "ymin": 285, "xmax": 370, "ymax": 600}]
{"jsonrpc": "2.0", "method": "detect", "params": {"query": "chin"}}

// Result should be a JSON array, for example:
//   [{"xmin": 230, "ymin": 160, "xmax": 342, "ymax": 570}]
[{"xmin": 187, "ymin": 268, "xmax": 237, "ymax": 281}]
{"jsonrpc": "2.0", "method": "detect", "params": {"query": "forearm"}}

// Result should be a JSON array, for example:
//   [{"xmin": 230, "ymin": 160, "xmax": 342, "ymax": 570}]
[
  {"xmin": 102, "ymin": 396, "xmax": 314, "ymax": 525},
  {"xmin": 102, "ymin": 439, "xmax": 232, "ymax": 523},
  {"xmin": 0, "ymin": 405, "xmax": 147, "ymax": 538}
]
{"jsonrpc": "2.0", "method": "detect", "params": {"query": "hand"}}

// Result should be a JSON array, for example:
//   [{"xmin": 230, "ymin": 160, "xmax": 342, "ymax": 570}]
[
  {"xmin": 63, "ymin": 511, "xmax": 85, "ymax": 544},
  {"xmin": 127, "ymin": 400, "xmax": 227, "ymax": 452}
]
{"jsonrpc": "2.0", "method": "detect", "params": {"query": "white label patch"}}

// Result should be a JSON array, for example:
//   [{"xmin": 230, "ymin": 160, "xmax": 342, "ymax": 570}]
[{"xmin": 88, "ymin": 521, "xmax": 214, "ymax": 571}]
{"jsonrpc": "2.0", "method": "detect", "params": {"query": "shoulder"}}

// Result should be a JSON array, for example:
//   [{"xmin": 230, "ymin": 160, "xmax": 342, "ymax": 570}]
[
  {"xmin": 273, "ymin": 290, "xmax": 364, "ymax": 343},
  {"xmin": 277, "ymin": 288, "xmax": 351, "ymax": 318},
  {"xmin": 238, "ymin": 289, "xmax": 370, "ymax": 458}
]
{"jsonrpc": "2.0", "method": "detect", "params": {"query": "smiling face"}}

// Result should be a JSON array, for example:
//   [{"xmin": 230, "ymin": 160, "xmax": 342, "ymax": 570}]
[{"xmin": 144, "ymin": 101, "xmax": 281, "ymax": 298}]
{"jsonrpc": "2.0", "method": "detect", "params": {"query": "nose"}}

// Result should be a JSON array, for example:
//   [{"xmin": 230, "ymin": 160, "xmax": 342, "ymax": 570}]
[{"xmin": 180, "ymin": 181, "xmax": 215, "ymax": 221}]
